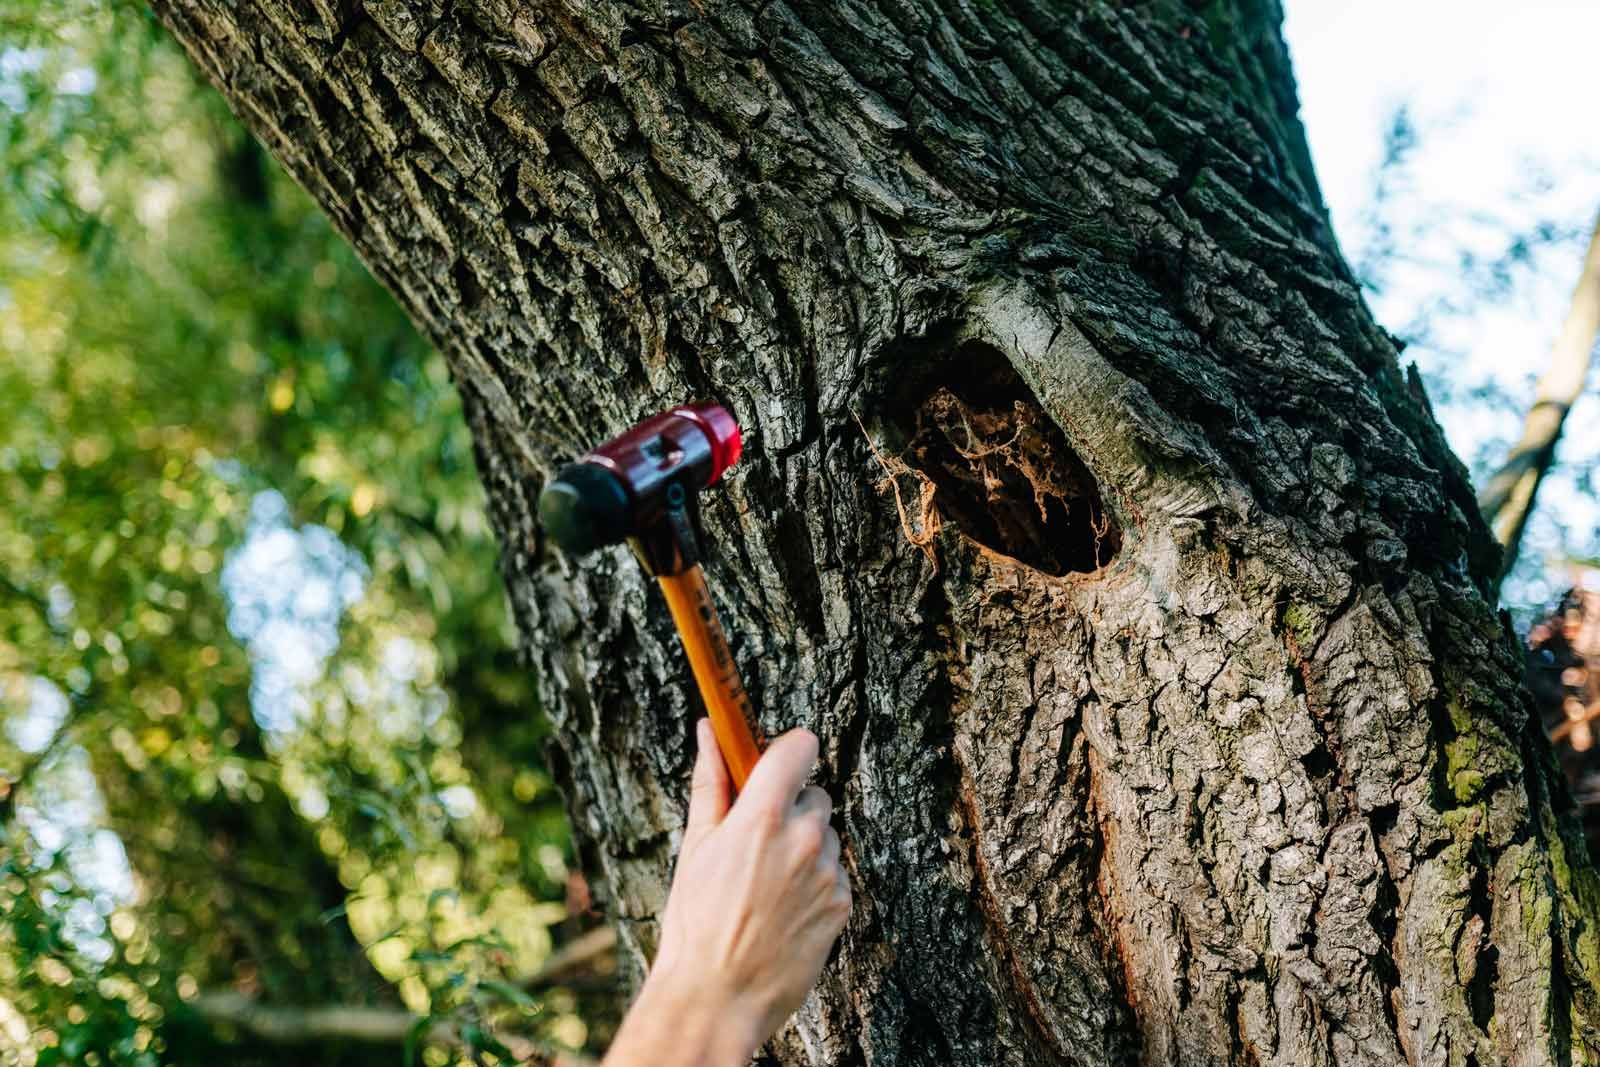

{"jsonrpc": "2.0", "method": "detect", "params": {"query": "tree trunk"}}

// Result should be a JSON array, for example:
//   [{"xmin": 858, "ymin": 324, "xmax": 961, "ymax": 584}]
[{"xmin": 149, "ymin": 0, "xmax": 1600, "ymax": 1062}]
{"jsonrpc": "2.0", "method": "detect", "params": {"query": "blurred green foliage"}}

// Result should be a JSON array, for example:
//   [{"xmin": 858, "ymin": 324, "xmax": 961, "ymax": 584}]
[{"xmin": 0, "ymin": 3, "xmax": 602, "ymax": 1063}]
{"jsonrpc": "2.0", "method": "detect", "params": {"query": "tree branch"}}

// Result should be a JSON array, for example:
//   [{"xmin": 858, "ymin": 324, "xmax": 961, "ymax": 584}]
[
  {"xmin": 190, "ymin": 926, "xmax": 615, "ymax": 1059},
  {"xmin": 1479, "ymin": 209, "xmax": 1600, "ymax": 585},
  {"xmin": 191, "ymin": 992, "xmax": 598, "ymax": 1065},
  {"xmin": 517, "ymin": 924, "xmax": 616, "ymax": 989}
]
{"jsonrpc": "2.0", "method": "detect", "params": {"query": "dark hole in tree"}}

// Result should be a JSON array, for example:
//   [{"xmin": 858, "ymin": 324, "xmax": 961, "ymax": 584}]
[{"xmin": 894, "ymin": 341, "xmax": 1122, "ymax": 576}]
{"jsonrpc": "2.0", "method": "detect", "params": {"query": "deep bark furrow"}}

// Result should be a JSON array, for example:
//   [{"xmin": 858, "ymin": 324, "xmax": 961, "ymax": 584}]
[{"xmin": 151, "ymin": 0, "xmax": 1600, "ymax": 1062}]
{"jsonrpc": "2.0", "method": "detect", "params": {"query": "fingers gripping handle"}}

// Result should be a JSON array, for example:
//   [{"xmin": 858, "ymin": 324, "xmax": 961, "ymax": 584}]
[{"xmin": 656, "ymin": 565, "xmax": 764, "ymax": 790}]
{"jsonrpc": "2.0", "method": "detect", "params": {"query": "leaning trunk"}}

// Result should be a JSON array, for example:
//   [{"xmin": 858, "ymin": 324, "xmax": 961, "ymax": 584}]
[{"xmin": 151, "ymin": 0, "xmax": 1600, "ymax": 1062}]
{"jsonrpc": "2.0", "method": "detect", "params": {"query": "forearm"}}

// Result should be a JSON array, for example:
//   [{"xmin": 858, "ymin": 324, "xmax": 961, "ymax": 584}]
[{"xmin": 603, "ymin": 971, "xmax": 762, "ymax": 1067}]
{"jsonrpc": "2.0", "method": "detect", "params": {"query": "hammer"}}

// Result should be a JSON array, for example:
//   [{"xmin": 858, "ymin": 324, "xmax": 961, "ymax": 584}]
[{"xmin": 537, "ymin": 403, "xmax": 765, "ymax": 789}]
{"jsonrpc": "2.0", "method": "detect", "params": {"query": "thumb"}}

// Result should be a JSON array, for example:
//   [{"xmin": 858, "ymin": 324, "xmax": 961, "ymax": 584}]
[
  {"xmin": 737, "ymin": 727, "xmax": 818, "ymax": 816},
  {"xmin": 683, "ymin": 718, "xmax": 732, "ymax": 847}
]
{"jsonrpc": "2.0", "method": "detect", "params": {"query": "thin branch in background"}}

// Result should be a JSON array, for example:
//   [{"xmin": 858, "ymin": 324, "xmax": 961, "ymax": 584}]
[
  {"xmin": 1478, "ymin": 210, "xmax": 1600, "ymax": 585},
  {"xmin": 189, "ymin": 992, "xmax": 597, "ymax": 1066},
  {"xmin": 190, "ymin": 925, "xmax": 616, "ymax": 1059}
]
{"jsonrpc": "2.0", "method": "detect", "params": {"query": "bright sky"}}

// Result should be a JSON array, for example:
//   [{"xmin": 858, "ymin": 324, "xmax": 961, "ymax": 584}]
[
  {"xmin": 1285, "ymin": 0, "xmax": 1600, "ymax": 613},
  {"xmin": 1287, "ymin": 1, "xmax": 1600, "ymax": 243}
]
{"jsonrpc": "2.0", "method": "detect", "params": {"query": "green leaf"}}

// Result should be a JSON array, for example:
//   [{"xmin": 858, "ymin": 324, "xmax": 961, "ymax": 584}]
[{"xmin": 476, "ymin": 979, "xmax": 539, "ymax": 1012}]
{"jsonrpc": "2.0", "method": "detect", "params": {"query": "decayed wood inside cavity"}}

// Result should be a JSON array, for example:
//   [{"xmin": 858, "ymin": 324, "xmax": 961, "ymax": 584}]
[{"xmin": 895, "ymin": 343, "xmax": 1121, "ymax": 576}]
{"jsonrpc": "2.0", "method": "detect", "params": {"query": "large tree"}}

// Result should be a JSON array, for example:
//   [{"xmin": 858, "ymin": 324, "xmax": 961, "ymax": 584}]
[{"xmin": 149, "ymin": 0, "xmax": 1600, "ymax": 1062}]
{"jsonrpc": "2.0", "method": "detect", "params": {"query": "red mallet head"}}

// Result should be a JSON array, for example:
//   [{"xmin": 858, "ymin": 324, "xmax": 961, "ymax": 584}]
[{"xmin": 538, "ymin": 402, "xmax": 743, "ymax": 575}]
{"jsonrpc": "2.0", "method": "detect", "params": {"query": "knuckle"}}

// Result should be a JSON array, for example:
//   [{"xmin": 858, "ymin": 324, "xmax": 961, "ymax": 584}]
[
  {"xmin": 791, "ymin": 818, "xmax": 825, "ymax": 862},
  {"xmin": 800, "ymin": 785, "xmax": 832, "ymax": 815},
  {"xmin": 799, "ymin": 804, "xmax": 831, "ymax": 836}
]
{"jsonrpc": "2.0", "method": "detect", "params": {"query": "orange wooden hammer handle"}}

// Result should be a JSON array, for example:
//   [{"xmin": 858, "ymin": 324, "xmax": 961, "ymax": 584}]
[{"xmin": 657, "ymin": 565, "xmax": 764, "ymax": 790}]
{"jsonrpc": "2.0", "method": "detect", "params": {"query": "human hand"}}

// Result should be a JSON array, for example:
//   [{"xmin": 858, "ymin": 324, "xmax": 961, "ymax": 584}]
[{"xmin": 604, "ymin": 720, "xmax": 851, "ymax": 1066}]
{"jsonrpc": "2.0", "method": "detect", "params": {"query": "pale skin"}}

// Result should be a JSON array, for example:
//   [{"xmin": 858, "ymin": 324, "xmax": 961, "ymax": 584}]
[{"xmin": 602, "ymin": 721, "xmax": 852, "ymax": 1066}]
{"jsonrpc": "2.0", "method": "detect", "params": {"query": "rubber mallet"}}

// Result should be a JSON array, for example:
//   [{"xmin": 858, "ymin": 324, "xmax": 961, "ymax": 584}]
[{"xmin": 537, "ymin": 403, "xmax": 764, "ymax": 789}]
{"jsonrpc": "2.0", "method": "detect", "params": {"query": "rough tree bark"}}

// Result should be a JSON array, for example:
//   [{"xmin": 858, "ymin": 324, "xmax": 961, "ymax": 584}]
[{"xmin": 150, "ymin": 0, "xmax": 1600, "ymax": 1063}]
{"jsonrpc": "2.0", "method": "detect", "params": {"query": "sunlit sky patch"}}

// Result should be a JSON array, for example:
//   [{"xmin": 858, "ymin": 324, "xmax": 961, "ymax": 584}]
[
  {"xmin": 13, "ymin": 745, "xmax": 135, "ymax": 964},
  {"xmin": 5, "ymin": 676, "xmax": 67, "ymax": 753},
  {"xmin": 1285, "ymin": 0, "xmax": 1600, "ymax": 615},
  {"xmin": 221, "ymin": 489, "xmax": 366, "ymax": 737},
  {"xmin": 9, "ymin": 491, "xmax": 369, "ymax": 964}
]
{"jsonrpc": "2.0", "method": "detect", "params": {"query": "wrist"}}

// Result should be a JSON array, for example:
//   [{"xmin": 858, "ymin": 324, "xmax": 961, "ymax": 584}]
[{"xmin": 608, "ymin": 966, "xmax": 764, "ymax": 1067}]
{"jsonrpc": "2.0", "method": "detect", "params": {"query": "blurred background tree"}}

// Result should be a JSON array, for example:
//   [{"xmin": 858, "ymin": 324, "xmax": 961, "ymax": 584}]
[{"xmin": 0, "ymin": 2, "xmax": 613, "ymax": 1063}]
